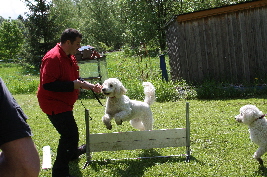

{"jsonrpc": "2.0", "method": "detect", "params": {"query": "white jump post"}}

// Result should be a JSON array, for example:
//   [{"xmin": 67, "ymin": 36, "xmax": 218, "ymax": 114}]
[{"xmin": 83, "ymin": 102, "xmax": 190, "ymax": 168}]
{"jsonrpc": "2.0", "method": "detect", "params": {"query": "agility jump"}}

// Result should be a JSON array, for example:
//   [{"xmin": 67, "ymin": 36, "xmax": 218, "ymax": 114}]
[{"xmin": 83, "ymin": 102, "xmax": 190, "ymax": 168}]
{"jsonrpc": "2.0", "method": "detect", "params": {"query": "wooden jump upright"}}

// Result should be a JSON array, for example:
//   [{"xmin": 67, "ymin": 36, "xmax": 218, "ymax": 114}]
[{"xmin": 83, "ymin": 102, "xmax": 190, "ymax": 168}]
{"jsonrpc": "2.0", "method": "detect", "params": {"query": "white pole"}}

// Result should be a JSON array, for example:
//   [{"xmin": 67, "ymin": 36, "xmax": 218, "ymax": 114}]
[{"xmin": 42, "ymin": 146, "xmax": 52, "ymax": 169}]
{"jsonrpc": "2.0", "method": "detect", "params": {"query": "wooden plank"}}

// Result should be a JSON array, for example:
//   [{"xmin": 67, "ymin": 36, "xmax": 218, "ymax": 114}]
[
  {"xmin": 194, "ymin": 20, "xmax": 203, "ymax": 82},
  {"xmin": 239, "ymin": 11, "xmax": 250, "ymax": 82},
  {"xmin": 176, "ymin": 21, "xmax": 183, "ymax": 80},
  {"xmin": 203, "ymin": 17, "xmax": 212, "ymax": 80},
  {"xmin": 249, "ymin": 9, "xmax": 258, "ymax": 82},
  {"xmin": 180, "ymin": 22, "xmax": 187, "ymax": 80},
  {"xmin": 227, "ymin": 13, "xmax": 237, "ymax": 83},
  {"xmin": 210, "ymin": 17, "xmax": 218, "ymax": 80},
  {"xmin": 224, "ymin": 14, "xmax": 231, "ymax": 81},
  {"xmin": 183, "ymin": 22, "xmax": 191, "ymax": 81},
  {"xmin": 189, "ymin": 21, "xmax": 198, "ymax": 82},
  {"xmin": 261, "ymin": 7, "xmax": 267, "ymax": 67},
  {"xmin": 257, "ymin": 7, "xmax": 267, "ymax": 80},
  {"xmin": 168, "ymin": 21, "xmax": 182, "ymax": 80},
  {"xmin": 198, "ymin": 18, "xmax": 208, "ymax": 81},
  {"xmin": 220, "ymin": 15, "xmax": 229, "ymax": 82},
  {"xmin": 255, "ymin": 8, "xmax": 264, "ymax": 78},
  {"xmin": 89, "ymin": 128, "xmax": 186, "ymax": 152}
]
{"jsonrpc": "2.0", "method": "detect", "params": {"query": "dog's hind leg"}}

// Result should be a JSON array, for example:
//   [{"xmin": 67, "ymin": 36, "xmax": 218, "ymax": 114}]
[
  {"xmin": 141, "ymin": 118, "xmax": 153, "ymax": 130},
  {"xmin": 254, "ymin": 146, "xmax": 267, "ymax": 166},
  {"xmin": 130, "ymin": 118, "xmax": 145, "ymax": 131},
  {"xmin": 140, "ymin": 112, "xmax": 153, "ymax": 130},
  {"xmin": 114, "ymin": 118, "xmax": 123, "ymax": 125}
]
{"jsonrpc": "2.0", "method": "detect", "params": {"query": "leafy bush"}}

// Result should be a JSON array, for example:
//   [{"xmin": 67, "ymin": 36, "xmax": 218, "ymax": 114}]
[
  {"xmin": 196, "ymin": 80, "xmax": 267, "ymax": 99},
  {"xmin": 103, "ymin": 52, "xmax": 197, "ymax": 102},
  {"xmin": 0, "ymin": 19, "xmax": 24, "ymax": 61}
]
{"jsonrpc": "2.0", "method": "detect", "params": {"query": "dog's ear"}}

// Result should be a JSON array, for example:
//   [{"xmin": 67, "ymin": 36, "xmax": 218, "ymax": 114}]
[
  {"xmin": 120, "ymin": 85, "xmax": 127, "ymax": 95},
  {"xmin": 114, "ymin": 84, "xmax": 127, "ymax": 97},
  {"xmin": 246, "ymin": 107, "xmax": 262, "ymax": 117},
  {"xmin": 242, "ymin": 107, "xmax": 263, "ymax": 124}
]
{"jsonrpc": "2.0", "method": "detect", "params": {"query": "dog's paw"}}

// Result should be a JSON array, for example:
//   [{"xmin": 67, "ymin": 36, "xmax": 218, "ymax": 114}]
[
  {"xmin": 115, "ymin": 119, "xmax": 123, "ymax": 125},
  {"xmin": 106, "ymin": 124, "xmax": 112, "ymax": 130},
  {"xmin": 103, "ymin": 120, "xmax": 112, "ymax": 130}
]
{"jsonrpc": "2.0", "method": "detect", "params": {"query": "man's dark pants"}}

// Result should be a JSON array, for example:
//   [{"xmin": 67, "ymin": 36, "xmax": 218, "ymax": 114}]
[{"xmin": 48, "ymin": 111, "xmax": 79, "ymax": 177}]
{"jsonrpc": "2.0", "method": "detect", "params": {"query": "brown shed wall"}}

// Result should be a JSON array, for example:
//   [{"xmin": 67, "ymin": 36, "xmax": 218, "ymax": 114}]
[{"xmin": 166, "ymin": 0, "xmax": 267, "ymax": 84}]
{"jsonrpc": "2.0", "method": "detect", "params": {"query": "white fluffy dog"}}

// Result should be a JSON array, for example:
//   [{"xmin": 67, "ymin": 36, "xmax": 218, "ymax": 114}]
[
  {"xmin": 235, "ymin": 105, "xmax": 267, "ymax": 165},
  {"xmin": 101, "ymin": 78, "xmax": 155, "ymax": 131}
]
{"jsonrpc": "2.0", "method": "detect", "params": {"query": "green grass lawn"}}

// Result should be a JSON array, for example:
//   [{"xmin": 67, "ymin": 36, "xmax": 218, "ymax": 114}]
[
  {"xmin": 13, "ymin": 94, "xmax": 267, "ymax": 176},
  {"xmin": 2, "ymin": 52, "xmax": 267, "ymax": 176}
]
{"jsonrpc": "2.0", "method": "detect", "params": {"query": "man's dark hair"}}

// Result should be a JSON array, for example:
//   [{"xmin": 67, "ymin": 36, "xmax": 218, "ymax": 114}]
[{"xmin": 60, "ymin": 28, "xmax": 82, "ymax": 44}]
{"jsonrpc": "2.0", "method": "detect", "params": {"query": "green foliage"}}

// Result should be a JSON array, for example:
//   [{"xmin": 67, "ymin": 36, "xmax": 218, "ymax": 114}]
[
  {"xmin": 49, "ymin": 0, "xmax": 80, "ymax": 32},
  {"xmin": 78, "ymin": 0, "xmax": 125, "ymax": 50},
  {"xmin": 102, "ymin": 51, "xmax": 196, "ymax": 101},
  {"xmin": 9, "ymin": 0, "xmax": 250, "ymax": 68},
  {"xmin": 121, "ymin": 1, "xmax": 159, "ymax": 48},
  {"xmin": 196, "ymin": 80, "xmax": 267, "ymax": 99},
  {"xmin": 0, "ymin": 19, "xmax": 24, "ymax": 61},
  {"xmin": 96, "ymin": 42, "xmax": 113, "ymax": 53},
  {"xmin": 23, "ymin": 0, "xmax": 59, "ymax": 67},
  {"xmin": 0, "ymin": 16, "xmax": 5, "ymax": 24},
  {"xmin": 47, "ymin": 0, "xmax": 250, "ymax": 53}
]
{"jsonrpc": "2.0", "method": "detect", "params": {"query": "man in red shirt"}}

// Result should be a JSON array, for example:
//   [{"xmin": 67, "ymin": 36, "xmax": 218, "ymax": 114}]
[{"xmin": 37, "ymin": 28, "xmax": 102, "ymax": 177}]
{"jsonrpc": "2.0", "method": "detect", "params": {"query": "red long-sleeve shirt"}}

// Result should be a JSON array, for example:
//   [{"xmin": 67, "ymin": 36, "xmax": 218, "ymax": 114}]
[{"xmin": 37, "ymin": 44, "xmax": 79, "ymax": 115}]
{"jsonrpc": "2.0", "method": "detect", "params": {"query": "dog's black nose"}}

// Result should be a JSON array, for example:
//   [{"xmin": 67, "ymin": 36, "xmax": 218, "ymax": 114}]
[{"xmin": 102, "ymin": 88, "xmax": 106, "ymax": 92}]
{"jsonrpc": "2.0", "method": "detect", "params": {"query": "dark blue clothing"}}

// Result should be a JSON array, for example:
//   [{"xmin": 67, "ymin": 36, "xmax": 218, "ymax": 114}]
[{"xmin": 0, "ymin": 78, "xmax": 32, "ymax": 146}]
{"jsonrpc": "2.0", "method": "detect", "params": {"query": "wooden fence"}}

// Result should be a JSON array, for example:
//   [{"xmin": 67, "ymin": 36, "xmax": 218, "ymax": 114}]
[{"xmin": 166, "ymin": 0, "xmax": 267, "ymax": 84}]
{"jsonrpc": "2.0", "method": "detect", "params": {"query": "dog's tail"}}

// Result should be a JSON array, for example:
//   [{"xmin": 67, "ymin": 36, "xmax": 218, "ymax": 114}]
[{"xmin": 142, "ymin": 82, "xmax": 156, "ymax": 106}]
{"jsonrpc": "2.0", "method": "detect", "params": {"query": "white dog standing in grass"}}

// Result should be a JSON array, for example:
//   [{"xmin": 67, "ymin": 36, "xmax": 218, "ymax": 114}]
[
  {"xmin": 235, "ymin": 105, "xmax": 267, "ymax": 166},
  {"xmin": 101, "ymin": 78, "xmax": 155, "ymax": 131}
]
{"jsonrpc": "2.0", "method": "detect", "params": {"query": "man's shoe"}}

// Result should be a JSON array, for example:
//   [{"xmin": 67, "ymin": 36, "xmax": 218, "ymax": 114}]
[
  {"xmin": 70, "ymin": 144, "xmax": 86, "ymax": 161},
  {"xmin": 77, "ymin": 144, "xmax": 86, "ymax": 156}
]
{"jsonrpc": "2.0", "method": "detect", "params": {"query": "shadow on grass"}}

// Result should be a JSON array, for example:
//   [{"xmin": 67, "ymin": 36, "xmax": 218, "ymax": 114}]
[
  {"xmin": 255, "ymin": 165, "xmax": 267, "ymax": 176},
  {"xmin": 69, "ymin": 159, "xmax": 83, "ymax": 177},
  {"xmin": 89, "ymin": 149, "xmax": 195, "ymax": 177}
]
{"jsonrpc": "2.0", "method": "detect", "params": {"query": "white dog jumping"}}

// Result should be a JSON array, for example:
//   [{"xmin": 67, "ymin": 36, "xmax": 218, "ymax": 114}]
[
  {"xmin": 101, "ymin": 78, "xmax": 155, "ymax": 131},
  {"xmin": 235, "ymin": 105, "xmax": 267, "ymax": 165}
]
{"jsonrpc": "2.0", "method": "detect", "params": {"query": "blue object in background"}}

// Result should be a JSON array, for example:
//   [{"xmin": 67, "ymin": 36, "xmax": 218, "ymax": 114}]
[{"xmin": 160, "ymin": 54, "xmax": 168, "ymax": 81}]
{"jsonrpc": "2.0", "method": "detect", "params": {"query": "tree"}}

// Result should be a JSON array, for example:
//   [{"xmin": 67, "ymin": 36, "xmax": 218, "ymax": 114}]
[
  {"xmin": 23, "ymin": 0, "xmax": 59, "ymax": 67},
  {"xmin": 78, "ymin": 0, "xmax": 125, "ymax": 50},
  {"xmin": 123, "ymin": 1, "xmax": 162, "ymax": 51},
  {"xmin": 0, "ymin": 16, "xmax": 5, "ymax": 24},
  {"xmin": 20, "ymin": 0, "xmax": 251, "ymax": 63},
  {"xmin": 49, "ymin": 0, "xmax": 80, "ymax": 34},
  {"xmin": 114, "ymin": 0, "xmax": 184, "ymax": 53},
  {"xmin": 0, "ymin": 19, "xmax": 24, "ymax": 61}
]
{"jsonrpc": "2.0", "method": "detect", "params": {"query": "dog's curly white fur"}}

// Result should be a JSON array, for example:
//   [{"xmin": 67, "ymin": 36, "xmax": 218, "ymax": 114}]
[
  {"xmin": 101, "ymin": 78, "xmax": 155, "ymax": 131},
  {"xmin": 235, "ymin": 105, "xmax": 267, "ymax": 165}
]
